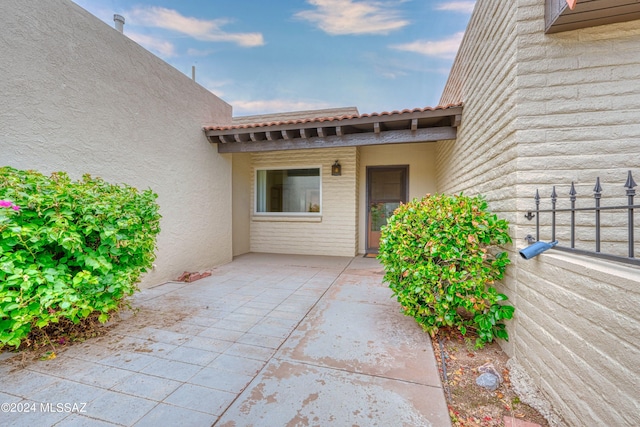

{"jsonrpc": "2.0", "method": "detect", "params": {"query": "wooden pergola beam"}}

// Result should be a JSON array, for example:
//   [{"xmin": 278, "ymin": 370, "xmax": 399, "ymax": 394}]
[{"xmin": 216, "ymin": 127, "xmax": 457, "ymax": 153}]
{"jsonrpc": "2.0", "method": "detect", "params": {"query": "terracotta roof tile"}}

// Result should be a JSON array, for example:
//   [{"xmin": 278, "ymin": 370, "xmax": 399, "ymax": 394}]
[{"xmin": 203, "ymin": 103, "xmax": 463, "ymax": 132}]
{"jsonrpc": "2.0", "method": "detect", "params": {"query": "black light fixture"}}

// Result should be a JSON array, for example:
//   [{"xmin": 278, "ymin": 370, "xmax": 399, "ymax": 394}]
[{"xmin": 331, "ymin": 160, "xmax": 341, "ymax": 176}]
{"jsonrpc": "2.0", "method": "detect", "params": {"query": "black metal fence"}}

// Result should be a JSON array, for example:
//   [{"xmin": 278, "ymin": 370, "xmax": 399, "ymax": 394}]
[{"xmin": 525, "ymin": 171, "xmax": 639, "ymax": 266}]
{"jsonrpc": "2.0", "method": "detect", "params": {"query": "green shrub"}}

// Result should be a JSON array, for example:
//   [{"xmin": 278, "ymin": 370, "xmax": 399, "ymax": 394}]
[
  {"xmin": 0, "ymin": 167, "xmax": 161, "ymax": 349},
  {"xmin": 378, "ymin": 193, "xmax": 513, "ymax": 347}
]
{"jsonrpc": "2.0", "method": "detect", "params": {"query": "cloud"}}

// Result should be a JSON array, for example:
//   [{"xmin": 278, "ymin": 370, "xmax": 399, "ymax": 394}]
[
  {"xmin": 231, "ymin": 99, "xmax": 334, "ymax": 115},
  {"xmin": 186, "ymin": 48, "xmax": 216, "ymax": 57},
  {"xmin": 379, "ymin": 69, "xmax": 408, "ymax": 79},
  {"xmin": 128, "ymin": 6, "xmax": 264, "ymax": 47},
  {"xmin": 373, "ymin": 59, "xmax": 451, "ymax": 79},
  {"xmin": 295, "ymin": 0, "xmax": 409, "ymax": 35},
  {"xmin": 435, "ymin": 1, "xmax": 476, "ymax": 14},
  {"xmin": 126, "ymin": 32, "xmax": 177, "ymax": 57},
  {"xmin": 390, "ymin": 31, "xmax": 465, "ymax": 59}
]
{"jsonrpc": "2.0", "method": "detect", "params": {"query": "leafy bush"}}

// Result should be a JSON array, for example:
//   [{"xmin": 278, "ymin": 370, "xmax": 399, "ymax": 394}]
[
  {"xmin": 0, "ymin": 167, "xmax": 161, "ymax": 349},
  {"xmin": 378, "ymin": 194, "xmax": 513, "ymax": 347}
]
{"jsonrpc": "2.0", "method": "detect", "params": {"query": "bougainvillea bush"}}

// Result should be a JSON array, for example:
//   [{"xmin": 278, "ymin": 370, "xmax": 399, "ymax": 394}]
[
  {"xmin": 378, "ymin": 194, "xmax": 514, "ymax": 347},
  {"xmin": 0, "ymin": 167, "xmax": 160, "ymax": 349}
]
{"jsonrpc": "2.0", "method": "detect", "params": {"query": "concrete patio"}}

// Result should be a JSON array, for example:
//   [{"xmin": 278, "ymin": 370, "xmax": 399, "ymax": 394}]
[{"xmin": 0, "ymin": 254, "xmax": 451, "ymax": 426}]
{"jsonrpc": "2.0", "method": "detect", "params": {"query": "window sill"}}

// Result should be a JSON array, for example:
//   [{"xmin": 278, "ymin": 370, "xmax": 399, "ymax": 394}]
[{"xmin": 252, "ymin": 215, "xmax": 322, "ymax": 223}]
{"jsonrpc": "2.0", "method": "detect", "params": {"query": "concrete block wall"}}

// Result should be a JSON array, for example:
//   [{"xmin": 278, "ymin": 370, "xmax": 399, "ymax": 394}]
[
  {"xmin": 250, "ymin": 147, "xmax": 358, "ymax": 257},
  {"xmin": 0, "ymin": 0, "xmax": 234, "ymax": 287},
  {"xmin": 516, "ymin": 0, "xmax": 640, "ymax": 256},
  {"xmin": 513, "ymin": 1, "xmax": 640, "ymax": 425},
  {"xmin": 515, "ymin": 252, "xmax": 640, "ymax": 426},
  {"xmin": 438, "ymin": 0, "xmax": 640, "ymax": 425},
  {"xmin": 437, "ymin": 0, "xmax": 520, "ymax": 357},
  {"xmin": 437, "ymin": 0, "xmax": 519, "ymax": 224}
]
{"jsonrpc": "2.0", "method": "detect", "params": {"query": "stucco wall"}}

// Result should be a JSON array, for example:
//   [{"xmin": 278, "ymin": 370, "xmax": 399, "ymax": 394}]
[
  {"xmin": 0, "ymin": 0, "xmax": 233, "ymax": 287},
  {"xmin": 438, "ymin": 0, "xmax": 640, "ymax": 425},
  {"xmin": 250, "ymin": 147, "xmax": 358, "ymax": 257},
  {"xmin": 358, "ymin": 143, "xmax": 438, "ymax": 253},
  {"xmin": 232, "ymin": 153, "xmax": 252, "ymax": 256}
]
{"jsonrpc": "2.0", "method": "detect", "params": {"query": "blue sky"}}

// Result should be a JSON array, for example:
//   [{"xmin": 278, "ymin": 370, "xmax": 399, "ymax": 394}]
[{"xmin": 72, "ymin": 0, "xmax": 475, "ymax": 117}]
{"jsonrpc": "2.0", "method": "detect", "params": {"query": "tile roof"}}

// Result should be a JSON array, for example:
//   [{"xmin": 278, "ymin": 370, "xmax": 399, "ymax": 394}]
[
  {"xmin": 231, "ymin": 107, "xmax": 360, "ymax": 126},
  {"xmin": 203, "ymin": 103, "xmax": 463, "ymax": 132},
  {"xmin": 204, "ymin": 103, "xmax": 463, "ymax": 153}
]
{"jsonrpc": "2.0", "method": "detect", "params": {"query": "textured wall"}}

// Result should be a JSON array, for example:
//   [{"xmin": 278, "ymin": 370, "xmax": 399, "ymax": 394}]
[
  {"xmin": 516, "ymin": 252, "xmax": 640, "ymax": 426},
  {"xmin": 437, "ymin": 0, "xmax": 520, "ymax": 357},
  {"xmin": 250, "ymin": 147, "xmax": 358, "ymax": 257},
  {"xmin": 513, "ymin": 1, "xmax": 640, "ymax": 425},
  {"xmin": 516, "ymin": 0, "xmax": 640, "ymax": 255},
  {"xmin": 232, "ymin": 153, "xmax": 252, "ymax": 256},
  {"xmin": 438, "ymin": 0, "xmax": 519, "ymax": 218},
  {"xmin": 438, "ymin": 0, "xmax": 640, "ymax": 425},
  {"xmin": 0, "ymin": 0, "xmax": 233, "ymax": 287}
]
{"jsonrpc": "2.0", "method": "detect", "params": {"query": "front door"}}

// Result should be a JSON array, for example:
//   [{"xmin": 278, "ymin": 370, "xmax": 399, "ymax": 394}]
[{"xmin": 366, "ymin": 166, "xmax": 408, "ymax": 253}]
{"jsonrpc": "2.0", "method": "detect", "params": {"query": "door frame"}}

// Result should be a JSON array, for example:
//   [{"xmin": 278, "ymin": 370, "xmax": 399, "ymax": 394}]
[{"xmin": 365, "ymin": 165, "xmax": 409, "ymax": 254}]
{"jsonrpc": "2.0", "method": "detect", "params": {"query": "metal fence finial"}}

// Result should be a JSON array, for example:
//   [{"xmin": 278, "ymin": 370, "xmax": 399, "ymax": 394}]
[
  {"xmin": 593, "ymin": 177, "xmax": 602, "ymax": 252},
  {"xmin": 523, "ymin": 172, "xmax": 639, "ymax": 266},
  {"xmin": 594, "ymin": 177, "xmax": 603, "ymax": 196},
  {"xmin": 569, "ymin": 182, "xmax": 577, "ymax": 200},
  {"xmin": 625, "ymin": 170, "xmax": 636, "ymax": 258},
  {"xmin": 625, "ymin": 170, "xmax": 637, "ymax": 195}
]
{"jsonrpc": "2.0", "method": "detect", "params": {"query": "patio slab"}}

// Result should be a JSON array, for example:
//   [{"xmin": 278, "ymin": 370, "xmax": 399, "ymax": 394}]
[
  {"xmin": 216, "ymin": 360, "xmax": 449, "ymax": 427},
  {"xmin": 274, "ymin": 296, "xmax": 441, "ymax": 385},
  {"xmin": 0, "ymin": 253, "xmax": 450, "ymax": 426}
]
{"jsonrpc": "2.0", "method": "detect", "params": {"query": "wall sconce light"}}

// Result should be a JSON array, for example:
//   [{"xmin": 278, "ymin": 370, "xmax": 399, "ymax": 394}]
[
  {"xmin": 519, "ymin": 240, "xmax": 558, "ymax": 260},
  {"xmin": 331, "ymin": 160, "xmax": 341, "ymax": 176}
]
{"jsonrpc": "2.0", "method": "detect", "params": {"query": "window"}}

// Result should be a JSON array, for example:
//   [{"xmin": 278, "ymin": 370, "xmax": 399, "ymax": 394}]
[{"xmin": 256, "ymin": 168, "xmax": 321, "ymax": 214}]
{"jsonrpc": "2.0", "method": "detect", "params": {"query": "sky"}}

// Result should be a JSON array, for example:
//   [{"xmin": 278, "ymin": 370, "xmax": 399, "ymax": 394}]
[{"xmin": 71, "ymin": 0, "xmax": 475, "ymax": 117}]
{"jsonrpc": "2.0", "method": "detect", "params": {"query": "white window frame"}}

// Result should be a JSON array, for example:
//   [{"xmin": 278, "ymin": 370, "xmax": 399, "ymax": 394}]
[{"xmin": 254, "ymin": 165, "xmax": 322, "ymax": 217}]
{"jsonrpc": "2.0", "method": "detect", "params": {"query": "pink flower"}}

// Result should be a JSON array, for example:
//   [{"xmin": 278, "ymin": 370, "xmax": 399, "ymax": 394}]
[{"xmin": 0, "ymin": 200, "xmax": 20, "ymax": 211}]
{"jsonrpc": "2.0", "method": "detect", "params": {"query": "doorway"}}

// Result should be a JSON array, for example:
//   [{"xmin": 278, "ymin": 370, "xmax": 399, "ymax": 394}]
[{"xmin": 366, "ymin": 166, "xmax": 408, "ymax": 253}]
